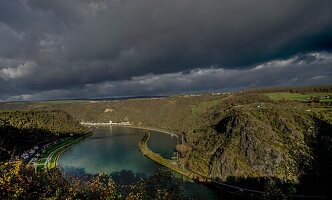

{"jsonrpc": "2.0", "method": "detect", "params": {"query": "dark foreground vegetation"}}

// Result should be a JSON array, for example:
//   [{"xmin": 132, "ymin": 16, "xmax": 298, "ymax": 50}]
[
  {"xmin": 0, "ymin": 160, "xmax": 187, "ymax": 200},
  {"xmin": 0, "ymin": 85, "xmax": 331, "ymax": 198}
]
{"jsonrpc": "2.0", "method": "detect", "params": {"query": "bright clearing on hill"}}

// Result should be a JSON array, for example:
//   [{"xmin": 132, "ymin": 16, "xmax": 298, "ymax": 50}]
[{"xmin": 265, "ymin": 92, "xmax": 332, "ymax": 102}]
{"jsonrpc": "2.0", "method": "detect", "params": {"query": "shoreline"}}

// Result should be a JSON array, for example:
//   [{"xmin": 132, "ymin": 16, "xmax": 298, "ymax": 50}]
[
  {"xmin": 123, "ymin": 125, "xmax": 179, "ymax": 138},
  {"xmin": 138, "ymin": 132, "xmax": 208, "ymax": 182},
  {"xmin": 82, "ymin": 123, "xmax": 180, "ymax": 138},
  {"xmin": 53, "ymin": 133, "xmax": 92, "ymax": 169},
  {"xmin": 35, "ymin": 133, "xmax": 92, "ymax": 171}
]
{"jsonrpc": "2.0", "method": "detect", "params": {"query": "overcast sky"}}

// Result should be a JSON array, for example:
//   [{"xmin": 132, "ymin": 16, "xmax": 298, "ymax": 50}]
[{"xmin": 0, "ymin": 0, "xmax": 331, "ymax": 101}]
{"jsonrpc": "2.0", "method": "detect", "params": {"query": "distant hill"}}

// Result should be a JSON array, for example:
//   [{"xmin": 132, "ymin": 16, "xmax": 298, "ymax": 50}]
[
  {"xmin": 0, "ymin": 110, "xmax": 90, "ymax": 161},
  {"xmin": 244, "ymin": 84, "xmax": 332, "ymax": 94}
]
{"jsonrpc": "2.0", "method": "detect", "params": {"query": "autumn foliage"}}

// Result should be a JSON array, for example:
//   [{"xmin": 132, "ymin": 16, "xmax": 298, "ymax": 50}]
[{"xmin": 0, "ymin": 160, "xmax": 186, "ymax": 200}]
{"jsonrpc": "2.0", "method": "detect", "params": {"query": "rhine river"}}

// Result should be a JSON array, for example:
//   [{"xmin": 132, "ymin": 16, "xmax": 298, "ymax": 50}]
[{"xmin": 59, "ymin": 126, "xmax": 218, "ymax": 199}]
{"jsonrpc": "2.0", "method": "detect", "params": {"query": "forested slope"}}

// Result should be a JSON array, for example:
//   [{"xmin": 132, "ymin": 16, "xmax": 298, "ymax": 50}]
[{"xmin": 0, "ymin": 110, "xmax": 90, "ymax": 160}]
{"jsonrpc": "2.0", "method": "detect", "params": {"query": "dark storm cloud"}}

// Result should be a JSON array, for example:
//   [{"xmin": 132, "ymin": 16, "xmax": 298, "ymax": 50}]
[
  {"xmin": 0, "ymin": 0, "xmax": 332, "ymax": 100},
  {"xmin": 3, "ymin": 52, "xmax": 332, "ymax": 101}
]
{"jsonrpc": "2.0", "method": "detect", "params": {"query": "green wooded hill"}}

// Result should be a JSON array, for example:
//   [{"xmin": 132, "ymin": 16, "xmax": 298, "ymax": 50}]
[
  {"xmin": 0, "ymin": 86, "xmax": 331, "ymax": 195},
  {"xmin": 0, "ymin": 110, "xmax": 90, "ymax": 160}
]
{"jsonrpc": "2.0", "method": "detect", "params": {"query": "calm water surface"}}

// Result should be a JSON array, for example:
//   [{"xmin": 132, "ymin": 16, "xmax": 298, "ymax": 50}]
[{"xmin": 59, "ymin": 126, "xmax": 217, "ymax": 199}]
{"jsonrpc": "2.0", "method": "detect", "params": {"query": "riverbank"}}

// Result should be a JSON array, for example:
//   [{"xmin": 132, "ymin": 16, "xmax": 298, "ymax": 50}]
[
  {"xmin": 35, "ymin": 133, "xmax": 92, "ymax": 171},
  {"xmin": 126, "ymin": 125, "xmax": 179, "ymax": 138},
  {"xmin": 138, "ymin": 132, "xmax": 208, "ymax": 182}
]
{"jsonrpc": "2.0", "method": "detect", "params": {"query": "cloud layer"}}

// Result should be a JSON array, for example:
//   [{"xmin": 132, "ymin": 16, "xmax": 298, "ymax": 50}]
[
  {"xmin": 4, "ymin": 52, "xmax": 332, "ymax": 101},
  {"xmin": 0, "ymin": 0, "xmax": 332, "ymax": 101}
]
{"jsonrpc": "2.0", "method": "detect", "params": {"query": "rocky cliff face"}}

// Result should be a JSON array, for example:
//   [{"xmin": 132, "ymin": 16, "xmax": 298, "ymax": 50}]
[{"xmin": 184, "ymin": 103, "xmax": 325, "ymax": 183}]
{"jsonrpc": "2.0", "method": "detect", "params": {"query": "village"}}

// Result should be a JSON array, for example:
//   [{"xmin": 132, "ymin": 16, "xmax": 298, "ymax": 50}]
[
  {"xmin": 20, "ymin": 136, "xmax": 73, "ymax": 165},
  {"xmin": 80, "ymin": 120, "xmax": 131, "ymax": 126},
  {"xmin": 20, "ymin": 145, "xmax": 40, "ymax": 163}
]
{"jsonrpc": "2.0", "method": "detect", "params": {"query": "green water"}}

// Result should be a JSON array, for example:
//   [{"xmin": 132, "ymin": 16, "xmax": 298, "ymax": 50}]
[{"xmin": 59, "ymin": 126, "xmax": 217, "ymax": 199}]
